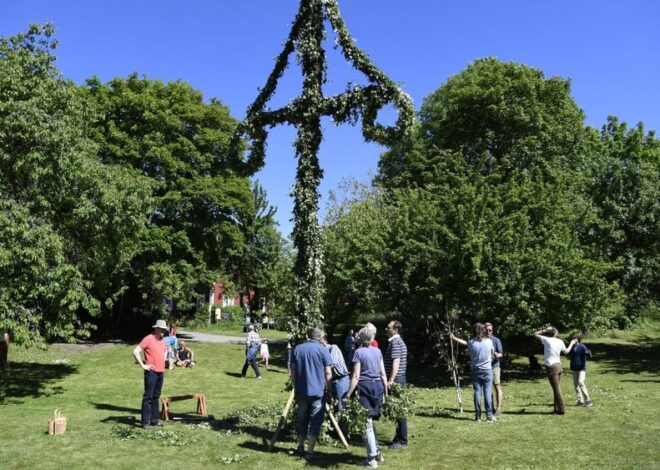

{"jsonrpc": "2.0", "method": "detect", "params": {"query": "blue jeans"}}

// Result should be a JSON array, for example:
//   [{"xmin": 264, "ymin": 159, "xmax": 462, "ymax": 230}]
[
  {"xmin": 141, "ymin": 370, "xmax": 163, "ymax": 426},
  {"xmin": 332, "ymin": 375, "xmax": 350, "ymax": 411},
  {"xmin": 365, "ymin": 418, "xmax": 380, "ymax": 458},
  {"xmin": 297, "ymin": 395, "xmax": 325, "ymax": 438},
  {"xmin": 332, "ymin": 375, "xmax": 350, "ymax": 437},
  {"xmin": 393, "ymin": 377, "xmax": 408, "ymax": 444},
  {"xmin": 472, "ymin": 368, "xmax": 493, "ymax": 420}
]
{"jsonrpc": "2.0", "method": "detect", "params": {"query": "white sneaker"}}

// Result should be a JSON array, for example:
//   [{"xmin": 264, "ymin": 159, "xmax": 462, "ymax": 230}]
[{"xmin": 358, "ymin": 459, "xmax": 378, "ymax": 468}]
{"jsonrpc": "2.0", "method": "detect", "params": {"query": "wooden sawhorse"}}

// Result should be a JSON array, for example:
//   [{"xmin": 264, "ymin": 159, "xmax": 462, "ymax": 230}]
[{"xmin": 160, "ymin": 393, "xmax": 207, "ymax": 421}]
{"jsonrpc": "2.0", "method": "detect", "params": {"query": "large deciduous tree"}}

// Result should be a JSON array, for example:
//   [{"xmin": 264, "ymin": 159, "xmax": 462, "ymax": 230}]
[
  {"xmin": 585, "ymin": 117, "xmax": 660, "ymax": 322},
  {"xmin": 83, "ymin": 74, "xmax": 255, "ymax": 327},
  {"xmin": 376, "ymin": 58, "xmax": 624, "ymax": 334},
  {"xmin": 0, "ymin": 25, "xmax": 152, "ymax": 344}
]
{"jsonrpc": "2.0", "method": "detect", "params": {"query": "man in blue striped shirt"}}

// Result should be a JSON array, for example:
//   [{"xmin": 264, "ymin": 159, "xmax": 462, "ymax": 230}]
[{"xmin": 385, "ymin": 320, "xmax": 408, "ymax": 449}]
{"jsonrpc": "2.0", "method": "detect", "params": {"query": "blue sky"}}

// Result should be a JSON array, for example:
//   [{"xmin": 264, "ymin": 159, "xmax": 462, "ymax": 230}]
[{"xmin": 2, "ymin": 1, "xmax": 658, "ymax": 235}]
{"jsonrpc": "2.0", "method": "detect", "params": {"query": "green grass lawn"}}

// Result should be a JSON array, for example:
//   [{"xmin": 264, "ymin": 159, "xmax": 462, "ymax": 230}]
[
  {"xmin": 180, "ymin": 322, "xmax": 289, "ymax": 341},
  {"xmin": 1, "ymin": 326, "xmax": 659, "ymax": 469}
]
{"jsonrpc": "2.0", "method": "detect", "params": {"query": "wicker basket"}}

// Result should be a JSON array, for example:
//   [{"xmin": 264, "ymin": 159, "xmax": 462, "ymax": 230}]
[{"xmin": 48, "ymin": 408, "xmax": 67, "ymax": 435}]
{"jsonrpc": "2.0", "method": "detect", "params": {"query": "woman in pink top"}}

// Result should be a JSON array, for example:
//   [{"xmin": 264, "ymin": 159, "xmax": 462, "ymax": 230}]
[{"xmin": 133, "ymin": 319, "xmax": 168, "ymax": 429}]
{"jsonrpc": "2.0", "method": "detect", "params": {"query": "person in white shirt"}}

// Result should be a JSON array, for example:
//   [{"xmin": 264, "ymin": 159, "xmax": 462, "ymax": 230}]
[{"xmin": 533, "ymin": 326, "xmax": 577, "ymax": 415}]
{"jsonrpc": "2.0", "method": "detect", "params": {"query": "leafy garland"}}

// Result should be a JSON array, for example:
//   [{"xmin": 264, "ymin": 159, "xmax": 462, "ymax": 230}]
[{"xmin": 231, "ymin": 0, "xmax": 415, "ymax": 339}]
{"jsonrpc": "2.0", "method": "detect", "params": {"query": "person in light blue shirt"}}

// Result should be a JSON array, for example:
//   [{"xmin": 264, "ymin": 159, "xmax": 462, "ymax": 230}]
[{"xmin": 451, "ymin": 323, "xmax": 496, "ymax": 422}]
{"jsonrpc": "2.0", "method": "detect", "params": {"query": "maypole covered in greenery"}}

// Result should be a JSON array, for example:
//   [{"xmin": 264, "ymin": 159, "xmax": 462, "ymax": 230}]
[{"xmin": 231, "ymin": 0, "xmax": 414, "ymax": 339}]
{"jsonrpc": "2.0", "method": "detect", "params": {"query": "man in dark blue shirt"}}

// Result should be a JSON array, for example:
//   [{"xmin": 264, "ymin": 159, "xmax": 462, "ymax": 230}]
[
  {"xmin": 568, "ymin": 332, "xmax": 593, "ymax": 407},
  {"xmin": 292, "ymin": 328, "xmax": 333, "ymax": 460},
  {"xmin": 485, "ymin": 322, "xmax": 504, "ymax": 416}
]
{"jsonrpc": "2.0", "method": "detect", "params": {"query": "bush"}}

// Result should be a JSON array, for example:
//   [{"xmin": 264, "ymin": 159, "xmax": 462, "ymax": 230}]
[{"xmin": 210, "ymin": 305, "xmax": 246, "ymax": 330}]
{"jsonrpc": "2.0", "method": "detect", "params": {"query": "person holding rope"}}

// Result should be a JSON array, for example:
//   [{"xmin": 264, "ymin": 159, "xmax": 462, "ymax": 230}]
[
  {"xmin": 345, "ymin": 326, "xmax": 388, "ymax": 468},
  {"xmin": 450, "ymin": 323, "xmax": 496, "ymax": 423}
]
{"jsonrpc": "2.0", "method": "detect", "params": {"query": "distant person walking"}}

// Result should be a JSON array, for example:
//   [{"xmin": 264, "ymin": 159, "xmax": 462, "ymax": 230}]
[
  {"xmin": 133, "ymin": 319, "xmax": 169, "ymax": 429},
  {"xmin": 292, "ymin": 328, "xmax": 333, "ymax": 460},
  {"xmin": 450, "ymin": 323, "xmax": 496, "ymax": 422},
  {"xmin": 568, "ymin": 332, "xmax": 593, "ymax": 407},
  {"xmin": 385, "ymin": 320, "xmax": 409, "ymax": 449},
  {"xmin": 485, "ymin": 322, "xmax": 504, "ymax": 415},
  {"xmin": 533, "ymin": 326, "xmax": 575, "ymax": 415},
  {"xmin": 346, "ymin": 327, "xmax": 388, "ymax": 468},
  {"xmin": 241, "ymin": 325, "xmax": 261, "ymax": 379}
]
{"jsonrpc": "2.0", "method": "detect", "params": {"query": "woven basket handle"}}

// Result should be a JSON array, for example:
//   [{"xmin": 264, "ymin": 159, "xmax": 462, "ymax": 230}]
[{"xmin": 53, "ymin": 408, "xmax": 62, "ymax": 419}]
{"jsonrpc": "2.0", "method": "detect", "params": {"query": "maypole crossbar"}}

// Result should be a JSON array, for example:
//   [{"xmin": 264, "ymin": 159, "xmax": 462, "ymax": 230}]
[{"xmin": 231, "ymin": 0, "xmax": 415, "ymax": 339}]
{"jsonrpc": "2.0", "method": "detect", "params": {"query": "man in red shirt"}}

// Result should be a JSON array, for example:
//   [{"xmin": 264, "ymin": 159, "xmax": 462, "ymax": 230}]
[{"xmin": 133, "ymin": 319, "xmax": 168, "ymax": 429}]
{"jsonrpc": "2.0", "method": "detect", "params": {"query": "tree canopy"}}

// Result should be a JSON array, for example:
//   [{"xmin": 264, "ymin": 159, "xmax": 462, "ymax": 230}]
[{"xmin": 324, "ymin": 58, "xmax": 652, "ymax": 336}]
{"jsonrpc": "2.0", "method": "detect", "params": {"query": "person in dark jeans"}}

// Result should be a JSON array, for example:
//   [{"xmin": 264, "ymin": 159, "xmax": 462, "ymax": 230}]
[
  {"xmin": 241, "ymin": 324, "xmax": 261, "ymax": 379},
  {"xmin": 292, "ymin": 328, "xmax": 333, "ymax": 460},
  {"xmin": 133, "ymin": 319, "xmax": 169, "ymax": 429},
  {"xmin": 385, "ymin": 320, "xmax": 409, "ymax": 448}
]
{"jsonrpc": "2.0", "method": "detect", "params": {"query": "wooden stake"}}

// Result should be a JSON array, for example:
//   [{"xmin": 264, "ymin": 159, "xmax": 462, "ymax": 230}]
[
  {"xmin": 446, "ymin": 307, "xmax": 464, "ymax": 413},
  {"xmin": 325, "ymin": 403, "xmax": 350, "ymax": 451},
  {"xmin": 268, "ymin": 389, "xmax": 296, "ymax": 451}
]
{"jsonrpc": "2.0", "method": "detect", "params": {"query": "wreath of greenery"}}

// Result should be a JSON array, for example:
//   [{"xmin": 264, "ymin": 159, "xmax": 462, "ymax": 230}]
[{"xmin": 231, "ymin": 0, "xmax": 414, "ymax": 338}]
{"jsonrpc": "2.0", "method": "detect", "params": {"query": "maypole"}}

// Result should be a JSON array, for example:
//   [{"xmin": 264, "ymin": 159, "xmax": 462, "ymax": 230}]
[{"xmin": 231, "ymin": 0, "xmax": 415, "ymax": 340}]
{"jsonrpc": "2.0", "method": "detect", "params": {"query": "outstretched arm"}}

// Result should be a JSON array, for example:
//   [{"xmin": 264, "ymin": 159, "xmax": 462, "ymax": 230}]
[
  {"xmin": 564, "ymin": 339, "xmax": 578, "ymax": 354},
  {"xmin": 449, "ymin": 333, "xmax": 467, "ymax": 347},
  {"xmin": 533, "ymin": 328, "xmax": 550, "ymax": 340}
]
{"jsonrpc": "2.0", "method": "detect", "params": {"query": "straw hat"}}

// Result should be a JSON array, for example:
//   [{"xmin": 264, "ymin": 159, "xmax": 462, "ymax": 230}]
[{"xmin": 152, "ymin": 319, "xmax": 169, "ymax": 331}]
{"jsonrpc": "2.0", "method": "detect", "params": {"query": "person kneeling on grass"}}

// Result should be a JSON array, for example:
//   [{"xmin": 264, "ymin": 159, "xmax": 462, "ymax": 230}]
[
  {"xmin": 450, "ymin": 323, "xmax": 496, "ymax": 423},
  {"xmin": 176, "ymin": 340, "xmax": 195, "ymax": 368}
]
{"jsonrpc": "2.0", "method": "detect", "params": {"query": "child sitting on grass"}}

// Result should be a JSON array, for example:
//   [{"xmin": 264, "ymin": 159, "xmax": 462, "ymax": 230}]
[{"xmin": 568, "ymin": 332, "xmax": 593, "ymax": 407}]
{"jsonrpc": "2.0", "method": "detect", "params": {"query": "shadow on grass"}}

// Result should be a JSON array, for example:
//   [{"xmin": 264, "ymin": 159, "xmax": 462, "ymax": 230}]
[
  {"xmin": 225, "ymin": 372, "xmax": 244, "ymax": 378},
  {"xmin": 101, "ymin": 415, "xmax": 137, "ymax": 426},
  {"xmin": 0, "ymin": 361, "xmax": 78, "ymax": 405},
  {"xmin": 592, "ymin": 338, "xmax": 660, "ymax": 376},
  {"xmin": 620, "ymin": 378, "xmax": 660, "ymax": 383},
  {"xmin": 238, "ymin": 440, "xmax": 357, "ymax": 468},
  {"xmin": 93, "ymin": 402, "xmax": 141, "ymax": 414}
]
